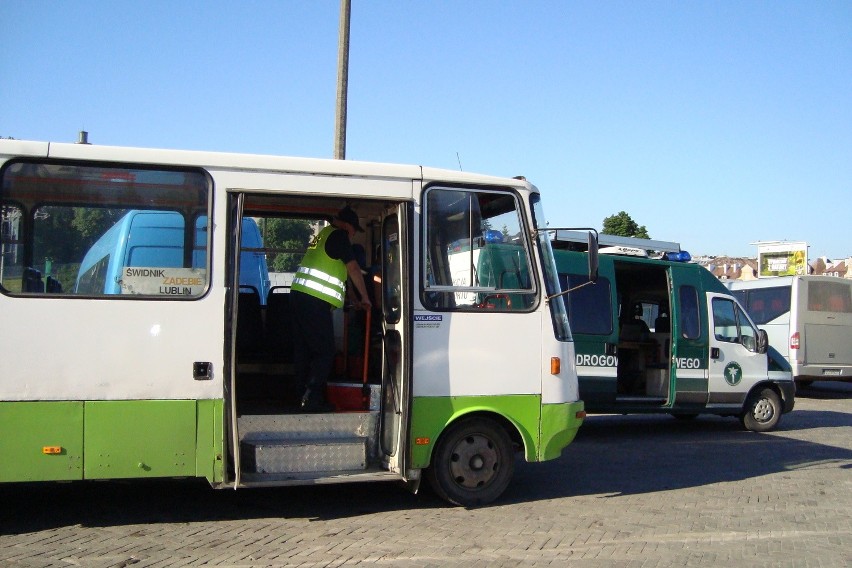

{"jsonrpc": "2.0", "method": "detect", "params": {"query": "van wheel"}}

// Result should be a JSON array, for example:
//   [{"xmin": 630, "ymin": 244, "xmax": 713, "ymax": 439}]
[
  {"xmin": 740, "ymin": 388, "xmax": 781, "ymax": 432},
  {"xmin": 426, "ymin": 417, "xmax": 515, "ymax": 507}
]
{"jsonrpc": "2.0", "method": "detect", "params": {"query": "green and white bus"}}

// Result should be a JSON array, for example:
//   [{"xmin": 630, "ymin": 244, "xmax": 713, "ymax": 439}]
[{"xmin": 0, "ymin": 139, "xmax": 592, "ymax": 506}]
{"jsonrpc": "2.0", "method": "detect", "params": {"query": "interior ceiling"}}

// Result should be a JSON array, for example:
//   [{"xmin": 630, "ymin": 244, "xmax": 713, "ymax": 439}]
[{"xmin": 243, "ymin": 194, "xmax": 393, "ymax": 220}]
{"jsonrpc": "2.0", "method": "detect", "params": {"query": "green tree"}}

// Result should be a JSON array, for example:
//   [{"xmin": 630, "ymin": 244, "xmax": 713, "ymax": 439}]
[
  {"xmin": 260, "ymin": 218, "xmax": 314, "ymax": 272},
  {"xmin": 602, "ymin": 211, "xmax": 650, "ymax": 239},
  {"xmin": 71, "ymin": 207, "xmax": 125, "ymax": 242},
  {"xmin": 30, "ymin": 206, "xmax": 126, "ymax": 291}
]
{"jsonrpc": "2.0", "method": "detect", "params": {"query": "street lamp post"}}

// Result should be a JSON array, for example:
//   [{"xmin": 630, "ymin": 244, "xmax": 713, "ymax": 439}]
[{"xmin": 334, "ymin": 0, "xmax": 351, "ymax": 160}]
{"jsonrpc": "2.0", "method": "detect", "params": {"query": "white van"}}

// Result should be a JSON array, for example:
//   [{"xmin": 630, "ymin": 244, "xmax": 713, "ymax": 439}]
[
  {"xmin": 728, "ymin": 276, "xmax": 852, "ymax": 384},
  {"xmin": 553, "ymin": 234, "xmax": 795, "ymax": 432}
]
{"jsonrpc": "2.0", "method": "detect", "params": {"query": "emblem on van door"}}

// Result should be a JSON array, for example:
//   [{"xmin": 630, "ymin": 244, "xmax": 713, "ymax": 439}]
[{"xmin": 724, "ymin": 362, "xmax": 743, "ymax": 386}]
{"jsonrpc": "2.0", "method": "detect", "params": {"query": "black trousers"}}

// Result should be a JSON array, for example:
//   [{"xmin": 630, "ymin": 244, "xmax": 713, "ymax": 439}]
[{"xmin": 290, "ymin": 290, "xmax": 336, "ymax": 400}]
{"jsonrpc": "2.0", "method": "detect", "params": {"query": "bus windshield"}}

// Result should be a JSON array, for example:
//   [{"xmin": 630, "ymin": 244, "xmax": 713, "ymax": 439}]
[{"xmin": 530, "ymin": 193, "xmax": 571, "ymax": 341}]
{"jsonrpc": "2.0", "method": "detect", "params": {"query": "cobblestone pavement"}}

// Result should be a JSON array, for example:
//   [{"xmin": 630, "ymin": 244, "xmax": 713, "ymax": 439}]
[{"xmin": 2, "ymin": 382, "xmax": 850, "ymax": 567}]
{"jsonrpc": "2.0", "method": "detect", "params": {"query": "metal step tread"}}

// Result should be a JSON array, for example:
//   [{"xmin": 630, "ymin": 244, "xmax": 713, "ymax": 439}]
[
  {"xmin": 238, "ymin": 412, "xmax": 379, "ymax": 441},
  {"xmin": 239, "ymin": 468, "xmax": 399, "ymax": 486},
  {"xmin": 241, "ymin": 435, "xmax": 369, "ymax": 474},
  {"xmin": 242, "ymin": 436, "xmax": 366, "ymax": 448}
]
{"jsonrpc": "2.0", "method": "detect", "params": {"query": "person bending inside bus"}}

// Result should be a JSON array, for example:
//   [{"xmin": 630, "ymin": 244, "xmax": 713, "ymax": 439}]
[{"xmin": 291, "ymin": 206, "xmax": 372, "ymax": 412}]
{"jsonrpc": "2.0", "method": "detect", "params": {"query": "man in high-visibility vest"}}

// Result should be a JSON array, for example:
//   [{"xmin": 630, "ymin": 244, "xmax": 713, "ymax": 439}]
[{"xmin": 291, "ymin": 206, "xmax": 372, "ymax": 412}]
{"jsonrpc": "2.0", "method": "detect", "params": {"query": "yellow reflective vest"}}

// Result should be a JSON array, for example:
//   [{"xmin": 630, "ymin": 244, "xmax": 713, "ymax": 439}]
[{"xmin": 291, "ymin": 226, "xmax": 347, "ymax": 308}]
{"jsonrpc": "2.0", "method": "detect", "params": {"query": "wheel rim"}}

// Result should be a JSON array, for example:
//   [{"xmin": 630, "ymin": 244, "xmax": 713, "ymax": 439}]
[
  {"xmin": 448, "ymin": 434, "xmax": 500, "ymax": 489},
  {"xmin": 752, "ymin": 397, "xmax": 776, "ymax": 423}
]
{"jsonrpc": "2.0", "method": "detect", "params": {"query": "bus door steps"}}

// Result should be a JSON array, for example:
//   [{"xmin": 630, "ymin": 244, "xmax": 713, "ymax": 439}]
[
  {"xmin": 238, "ymin": 411, "xmax": 378, "ymax": 475},
  {"xmin": 241, "ymin": 437, "xmax": 367, "ymax": 474}
]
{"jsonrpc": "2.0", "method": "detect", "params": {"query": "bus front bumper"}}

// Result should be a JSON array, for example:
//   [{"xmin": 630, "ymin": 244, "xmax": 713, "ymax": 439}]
[{"xmin": 539, "ymin": 400, "xmax": 585, "ymax": 461}]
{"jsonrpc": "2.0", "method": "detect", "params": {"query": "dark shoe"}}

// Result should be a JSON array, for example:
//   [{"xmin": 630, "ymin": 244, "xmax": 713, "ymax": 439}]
[
  {"xmin": 300, "ymin": 387, "xmax": 334, "ymax": 413},
  {"xmin": 302, "ymin": 400, "xmax": 334, "ymax": 413}
]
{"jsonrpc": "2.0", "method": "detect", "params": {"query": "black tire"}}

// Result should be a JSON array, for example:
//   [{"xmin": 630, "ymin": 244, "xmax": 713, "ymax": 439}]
[
  {"xmin": 740, "ymin": 387, "xmax": 782, "ymax": 432},
  {"xmin": 425, "ymin": 417, "xmax": 515, "ymax": 507}
]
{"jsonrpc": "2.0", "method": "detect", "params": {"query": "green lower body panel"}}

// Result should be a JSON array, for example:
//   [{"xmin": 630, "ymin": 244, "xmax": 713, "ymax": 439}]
[
  {"xmin": 85, "ymin": 400, "xmax": 197, "ymax": 479},
  {"xmin": 673, "ymin": 376, "xmax": 709, "ymax": 405},
  {"xmin": 0, "ymin": 399, "xmax": 223, "ymax": 484},
  {"xmin": 196, "ymin": 399, "xmax": 225, "ymax": 483},
  {"xmin": 409, "ymin": 395, "xmax": 584, "ymax": 469},
  {"xmin": 540, "ymin": 400, "xmax": 584, "ymax": 461},
  {"xmin": 0, "ymin": 401, "xmax": 84, "ymax": 482}
]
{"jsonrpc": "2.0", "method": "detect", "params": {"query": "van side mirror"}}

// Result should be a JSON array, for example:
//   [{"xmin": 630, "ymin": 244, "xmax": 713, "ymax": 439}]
[
  {"xmin": 757, "ymin": 329, "xmax": 768, "ymax": 354},
  {"xmin": 587, "ymin": 231, "xmax": 599, "ymax": 282}
]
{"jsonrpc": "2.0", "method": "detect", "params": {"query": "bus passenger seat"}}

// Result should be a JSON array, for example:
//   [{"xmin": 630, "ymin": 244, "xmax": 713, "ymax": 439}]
[
  {"xmin": 22, "ymin": 267, "xmax": 44, "ymax": 293},
  {"xmin": 265, "ymin": 288, "xmax": 294, "ymax": 362},
  {"xmin": 237, "ymin": 288, "xmax": 264, "ymax": 355},
  {"xmin": 46, "ymin": 276, "xmax": 62, "ymax": 293}
]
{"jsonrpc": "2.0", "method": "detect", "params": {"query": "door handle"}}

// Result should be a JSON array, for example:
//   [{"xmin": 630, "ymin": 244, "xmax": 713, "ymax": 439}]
[
  {"xmin": 194, "ymin": 362, "xmax": 213, "ymax": 380},
  {"xmin": 710, "ymin": 348, "xmax": 720, "ymax": 360}
]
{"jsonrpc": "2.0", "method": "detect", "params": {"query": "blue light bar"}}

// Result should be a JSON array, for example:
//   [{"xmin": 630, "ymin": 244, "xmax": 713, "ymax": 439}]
[{"xmin": 665, "ymin": 251, "xmax": 692, "ymax": 262}]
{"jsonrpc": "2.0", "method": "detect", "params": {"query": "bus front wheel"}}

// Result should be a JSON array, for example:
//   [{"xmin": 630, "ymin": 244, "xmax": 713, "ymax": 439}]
[
  {"xmin": 740, "ymin": 388, "xmax": 781, "ymax": 432},
  {"xmin": 426, "ymin": 417, "xmax": 515, "ymax": 507}
]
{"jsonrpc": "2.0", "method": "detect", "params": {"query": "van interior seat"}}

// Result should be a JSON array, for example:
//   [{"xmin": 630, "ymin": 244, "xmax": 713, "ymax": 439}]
[
  {"xmin": 620, "ymin": 320, "xmax": 650, "ymax": 342},
  {"xmin": 654, "ymin": 314, "xmax": 670, "ymax": 333}
]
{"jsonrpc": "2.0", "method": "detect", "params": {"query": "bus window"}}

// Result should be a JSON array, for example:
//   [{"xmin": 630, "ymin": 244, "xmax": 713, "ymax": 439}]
[
  {"xmin": 0, "ymin": 161, "xmax": 210, "ymax": 299},
  {"xmin": 808, "ymin": 280, "xmax": 852, "ymax": 313},
  {"xmin": 0, "ymin": 204, "xmax": 25, "ymax": 293},
  {"xmin": 422, "ymin": 187, "xmax": 534, "ymax": 312},
  {"xmin": 744, "ymin": 285, "xmax": 790, "ymax": 324},
  {"xmin": 382, "ymin": 214, "xmax": 402, "ymax": 324}
]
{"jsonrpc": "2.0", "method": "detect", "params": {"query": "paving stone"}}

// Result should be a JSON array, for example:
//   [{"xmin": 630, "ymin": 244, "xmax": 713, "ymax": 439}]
[{"xmin": 1, "ymin": 382, "xmax": 850, "ymax": 567}]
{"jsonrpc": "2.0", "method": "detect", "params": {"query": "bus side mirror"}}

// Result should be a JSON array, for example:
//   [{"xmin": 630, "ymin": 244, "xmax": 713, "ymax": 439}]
[
  {"xmin": 757, "ymin": 329, "xmax": 768, "ymax": 354},
  {"xmin": 587, "ymin": 232, "xmax": 599, "ymax": 283}
]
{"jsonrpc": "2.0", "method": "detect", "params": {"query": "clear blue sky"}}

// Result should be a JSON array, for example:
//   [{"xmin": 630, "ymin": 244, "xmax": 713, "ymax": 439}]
[{"xmin": 2, "ymin": 1, "xmax": 849, "ymax": 259}]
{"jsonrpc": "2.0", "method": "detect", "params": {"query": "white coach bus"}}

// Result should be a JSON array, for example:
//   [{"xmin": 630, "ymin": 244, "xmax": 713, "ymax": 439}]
[
  {"xmin": 728, "ymin": 276, "xmax": 852, "ymax": 385},
  {"xmin": 0, "ymin": 139, "xmax": 593, "ymax": 506}
]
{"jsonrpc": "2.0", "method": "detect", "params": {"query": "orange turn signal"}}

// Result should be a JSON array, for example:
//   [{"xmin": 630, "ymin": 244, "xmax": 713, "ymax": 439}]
[
  {"xmin": 415, "ymin": 437, "xmax": 431, "ymax": 445},
  {"xmin": 550, "ymin": 357, "xmax": 561, "ymax": 375},
  {"xmin": 42, "ymin": 446, "xmax": 62, "ymax": 455}
]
